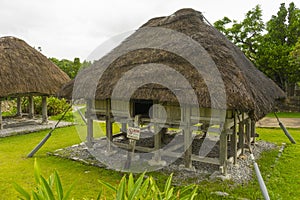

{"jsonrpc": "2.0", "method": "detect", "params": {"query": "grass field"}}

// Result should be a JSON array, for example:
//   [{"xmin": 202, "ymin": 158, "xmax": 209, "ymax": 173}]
[
  {"xmin": 266, "ymin": 112, "xmax": 300, "ymax": 118},
  {"xmin": 0, "ymin": 125, "xmax": 299, "ymax": 199}
]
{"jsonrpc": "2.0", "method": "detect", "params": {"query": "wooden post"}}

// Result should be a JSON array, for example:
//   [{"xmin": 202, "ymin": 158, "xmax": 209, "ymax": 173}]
[
  {"xmin": 42, "ymin": 96, "xmax": 48, "ymax": 124},
  {"xmin": 251, "ymin": 120, "xmax": 256, "ymax": 144},
  {"xmin": 220, "ymin": 123, "xmax": 228, "ymax": 175},
  {"xmin": 16, "ymin": 97, "xmax": 22, "ymax": 117},
  {"xmin": 0, "ymin": 100, "xmax": 3, "ymax": 130},
  {"xmin": 86, "ymin": 99, "xmax": 94, "ymax": 147},
  {"xmin": 153, "ymin": 122, "xmax": 162, "ymax": 161},
  {"xmin": 28, "ymin": 95, "xmax": 34, "ymax": 119},
  {"xmin": 238, "ymin": 114, "xmax": 245, "ymax": 155},
  {"xmin": 121, "ymin": 122, "xmax": 127, "ymax": 133},
  {"xmin": 106, "ymin": 99, "xmax": 113, "ymax": 151},
  {"xmin": 230, "ymin": 111, "xmax": 237, "ymax": 164},
  {"xmin": 184, "ymin": 106, "xmax": 192, "ymax": 168},
  {"xmin": 245, "ymin": 118, "xmax": 251, "ymax": 146}
]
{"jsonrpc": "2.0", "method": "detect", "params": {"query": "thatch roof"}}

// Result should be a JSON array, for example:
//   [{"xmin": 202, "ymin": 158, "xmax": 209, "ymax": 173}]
[
  {"xmin": 60, "ymin": 8, "xmax": 285, "ymax": 120},
  {"xmin": 0, "ymin": 36, "xmax": 70, "ymax": 98}
]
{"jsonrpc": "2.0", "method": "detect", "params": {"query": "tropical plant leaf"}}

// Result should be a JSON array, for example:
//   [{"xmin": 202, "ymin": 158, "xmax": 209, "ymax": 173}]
[
  {"xmin": 13, "ymin": 183, "xmax": 30, "ymax": 200},
  {"xmin": 128, "ymin": 173, "xmax": 134, "ymax": 196},
  {"xmin": 54, "ymin": 171, "xmax": 64, "ymax": 200},
  {"xmin": 34, "ymin": 158, "xmax": 41, "ymax": 184},
  {"xmin": 40, "ymin": 176, "xmax": 55, "ymax": 200},
  {"xmin": 128, "ymin": 172, "xmax": 145, "ymax": 199},
  {"xmin": 116, "ymin": 176, "xmax": 126, "ymax": 200},
  {"xmin": 98, "ymin": 179, "xmax": 117, "ymax": 192}
]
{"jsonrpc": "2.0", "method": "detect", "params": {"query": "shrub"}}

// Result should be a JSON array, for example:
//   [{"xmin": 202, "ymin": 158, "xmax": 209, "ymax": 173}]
[
  {"xmin": 22, "ymin": 97, "xmax": 70, "ymax": 116},
  {"xmin": 14, "ymin": 159, "xmax": 74, "ymax": 200}
]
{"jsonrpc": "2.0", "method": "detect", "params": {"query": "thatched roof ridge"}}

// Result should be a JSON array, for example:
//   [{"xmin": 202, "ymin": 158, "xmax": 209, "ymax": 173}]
[
  {"xmin": 60, "ymin": 8, "xmax": 285, "ymax": 120},
  {"xmin": 0, "ymin": 36, "xmax": 70, "ymax": 98}
]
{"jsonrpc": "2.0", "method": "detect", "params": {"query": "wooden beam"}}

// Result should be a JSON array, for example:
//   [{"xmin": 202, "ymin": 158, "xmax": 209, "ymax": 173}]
[
  {"xmin": 41, "ymin": 96, "xmax": 48, "ymax": 124},
  {"xmin": 184, "ymin": 106, "xmax": 192, "ymax": 168},
  {"xmin": 28, "ymin": 95, "xmax": 34, "ymax": 119},
  {"xmin": 238, "ymin": 114, "xmax": 245, "ymax": 155},
  {"xmin": 0, "ymin": 100, "xmax": 3, "ymax": 130},
  {"xmin": 245, "ymin": 118, "xmax": 251, "ymax": 146},
  {"xmin": 16, "ymin": 97, "xmax": 22, "ymax": 117},
  {"xmin": 219, "ymin": 124, "xmax": 228, "ymax": 175},
  {"xmin": 106, "ymin": 99, "xmax": 113, "ymax": 151},
  {"xmin": 86, "ymin": 99, "xmax": 94, "ymax": 147},
  {"xmin": 230, "ymin": 111, "xmax": 237, "ymax": 165},
  {"xmin": 251, "ymin": 120, "xmax": 256, "ymax": 144}
]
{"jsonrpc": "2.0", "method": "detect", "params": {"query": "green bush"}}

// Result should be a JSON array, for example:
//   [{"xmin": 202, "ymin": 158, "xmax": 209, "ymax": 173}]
[
  {"xmin": 15, "ymin": 160, "xmax": 198, "ymax": 199},
  {"xmin": 22, "ymin": 97, "xmax": 70, "ymax": 116},
  {"xmin": 14, "ymin": 159, "xmax": 74, "ymax": 200},
  {"xmin": 98, "ymin": 172, "xmax": 198, "ymax": 200}
]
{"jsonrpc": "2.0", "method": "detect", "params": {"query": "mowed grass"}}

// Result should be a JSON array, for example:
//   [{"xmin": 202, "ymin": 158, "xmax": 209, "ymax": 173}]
[
  {"xmin": 0, "ymin": 125, "xmax": 299, "ymax": 199},
  {"xmin": 266, "ymin": 112, "xmax": 300, "ymax": 118}
]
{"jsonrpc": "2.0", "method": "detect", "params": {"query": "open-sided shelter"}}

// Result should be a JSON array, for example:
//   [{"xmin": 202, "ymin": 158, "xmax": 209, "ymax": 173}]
[{"xmin": 0, "ymin": 36, "xmax": 70, "ymax": 129}]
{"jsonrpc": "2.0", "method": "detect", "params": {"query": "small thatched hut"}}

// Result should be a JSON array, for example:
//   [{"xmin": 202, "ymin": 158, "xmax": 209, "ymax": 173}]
[
  {"xmin": 60, "ymin": 8, "xmax": 285, "ymax": 173},
  {"xmin": 0, "ymin": 36, "xmax": 70, "ymax": 128}
]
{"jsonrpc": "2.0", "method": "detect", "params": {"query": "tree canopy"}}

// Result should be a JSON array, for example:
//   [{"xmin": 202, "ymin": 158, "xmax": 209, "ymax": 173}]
[
  {"xmin": 49, "ymin": 57, "xmax": 91, "ymax": 79},
  {"xmin": 214, "ymin": 2, "xmax": 300, "ymax": 95}
]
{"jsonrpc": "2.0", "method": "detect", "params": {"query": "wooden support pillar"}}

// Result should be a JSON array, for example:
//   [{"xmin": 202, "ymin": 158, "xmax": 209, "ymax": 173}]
[
  {"xmin": 251, "ymin": 120, "xmax": 256, "ymax": 144},
  {"xmin": 16, "ymin": 97, "xmax": 22, "ymax": 117},
  {"xmin": 153, "ymin": 122, "xmax": 162, "ymax": 161},
  {"xmin": 238, "ymin": 116, "xmax": 245, "ymax": 155},
  {"xmin": 184, "ymin": 106, "xmax": 192, "ymax": 168},
  {"xmin": 220, "ymin": 123, "xmax": 228, "ymax": 175},
  {"xmin": 245, "ymin": 118, "xmax": 251, "ymax": 146},
  {"xmin": 230, "ymin": 111, "xmax": 237, "ymax": 165},
  {"xmin": 28, "ymin": 96, "xmax": 34, "ymax": 119},
  {"xmin": 86, "ymin": 99, "xmax": 94, "ymax": 147},
  {"xmin": 42, "ymin": 96, "xmax": 48, "ymax": 124},
  {"xmin": 106, "ymin": 99, "xmax": 113, "ymax": 151},
  {"xmin": 121, "ymin": 122, "xmax": 127, "ymax": 134},
  {"xmin": 0, "ymin": 100, "xmax": 3, "ymax": 130}
]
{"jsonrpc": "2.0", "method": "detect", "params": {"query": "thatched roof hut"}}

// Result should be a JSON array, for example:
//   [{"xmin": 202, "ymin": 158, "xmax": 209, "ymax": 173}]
[
  {"xmin": 0, "ymin": 36, "xmax": 70, "ymax": 127},
  {"xmin": 59, "ymin": 9, "xmax": 286, "ymax": 172},
  {"xmin": 0, "ymin": 36, "xmax": 70, "ymax": 98},
  {"xmin": 60, "ymin": 8, "xmax": 285, "ymax": 121}
]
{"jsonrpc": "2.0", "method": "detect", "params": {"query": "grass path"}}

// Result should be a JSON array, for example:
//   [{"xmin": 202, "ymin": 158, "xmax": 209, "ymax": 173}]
[{"xmin": 0, "ymin": 125, "xmax": 299, "ymax": 199}]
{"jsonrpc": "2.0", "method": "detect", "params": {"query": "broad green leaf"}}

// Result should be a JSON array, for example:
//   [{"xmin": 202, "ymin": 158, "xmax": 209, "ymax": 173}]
[
  {"xmin": 34, "ymin": 159, "xmax": 41, "ymax": 184},
  {"xmin": 54, "ymin": 171, "xmax": 64, "ymax": 200},
  {"xmin": 98, "ymin": 179, "xmax": 117, "ymax": 192},
  {"xmin": 13, "ymin": 183, "xmax": 30, "ymax": 200},
  {"xmin": 116, "ymin": 176, "xmax": 126, "ymax": 200},
  {"xmin": 62, "ymin": 182, "xmax": 75, "ymax": 200},
  {"xmin": 128, "ymin": 173, "xmax": 134, "ymax": 196},
  {"xmin": 40, "ymin": 176, "xmax": 55, "ymax": 200},
  {"xmin": 128, "ymin": 172, "xmax": 145, "ymax": 199},
  {"xmin": 164, "ymin": 173, "xmax": 173, "ymax": 194}
]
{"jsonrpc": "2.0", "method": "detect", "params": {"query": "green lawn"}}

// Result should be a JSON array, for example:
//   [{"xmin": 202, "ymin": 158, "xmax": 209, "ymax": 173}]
[
  {"xmin": 0, "ymin": 125, "xmax": 299, "ymax": 199},
  {"xmin": 266, "ymin": 112, "xmax": 300, "ymax": 118}
]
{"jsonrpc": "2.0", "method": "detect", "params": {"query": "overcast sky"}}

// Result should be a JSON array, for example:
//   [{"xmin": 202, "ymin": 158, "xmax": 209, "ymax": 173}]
[{"xmin": 0, "ymin": 0, "xmax": 296, "ymax": 60}]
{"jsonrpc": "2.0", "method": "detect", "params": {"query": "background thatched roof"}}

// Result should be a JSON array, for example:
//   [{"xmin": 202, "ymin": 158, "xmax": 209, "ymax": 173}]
[
  {"xmin": 60, "ymin": 8, "xmax": 285, "ymax": 120},
  {"xmin": 0, "ymin": 36, "xmax": 70, "ymax": 98}
]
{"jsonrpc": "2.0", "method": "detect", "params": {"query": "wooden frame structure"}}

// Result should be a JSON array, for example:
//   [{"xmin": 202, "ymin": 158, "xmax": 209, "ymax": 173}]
[
  {"xmin": 84, "ymin": 98, "xmax": 256, "ymax": 174},
  {"xmin": 0, "ymin": 95, "xmax": 48, "ymax": 130}
]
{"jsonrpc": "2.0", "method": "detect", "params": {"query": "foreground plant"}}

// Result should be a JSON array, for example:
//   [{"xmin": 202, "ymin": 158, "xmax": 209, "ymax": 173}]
[
  {"xmin": 14, "ymin": 159, "xmax": 73, "ymax": 200},
  {"xmin": 98, "ymin": 172, "xmax": 198, "ymax": 200}
]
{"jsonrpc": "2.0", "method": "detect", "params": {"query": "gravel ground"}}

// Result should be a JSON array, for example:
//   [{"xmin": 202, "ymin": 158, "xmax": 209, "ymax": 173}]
[{"xmin": 50, "ymin": 137, "xmax": 277, "ymax": 185}]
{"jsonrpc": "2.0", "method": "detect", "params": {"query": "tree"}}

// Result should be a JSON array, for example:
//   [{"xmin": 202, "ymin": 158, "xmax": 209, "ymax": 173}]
[
  {"xmin": 49, "ymin": 57, "xmax": 91, "ymax": 79},
  {"xmin": 256, "ymin": 2, "xmax": 300, "ymax": 95},
  {"xmin": 214, "ymin": 2, "xmax": 300, "ymax": 95},
  {"xmin": 214, "ymin": 5, "xmax": 265, "ymax": 62}
]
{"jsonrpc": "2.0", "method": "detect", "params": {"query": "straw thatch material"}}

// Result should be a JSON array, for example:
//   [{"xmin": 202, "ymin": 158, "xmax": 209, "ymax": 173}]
[
  {"xmin": 59, "ymin": 8, "xmax": 285, "ymax": 120},
  {"xmin": 0, "ymin": 36, "xmax": 70, "ymax": 98}
]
